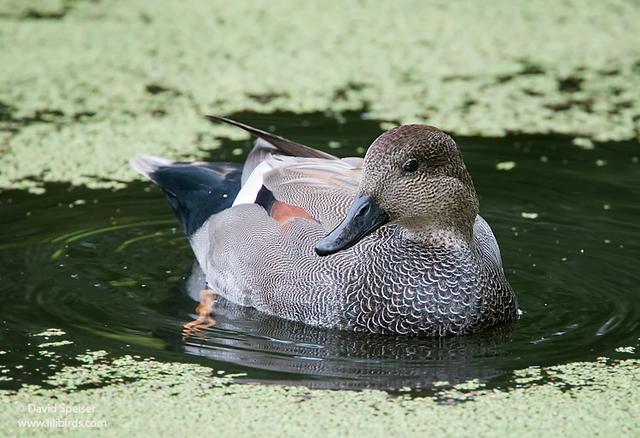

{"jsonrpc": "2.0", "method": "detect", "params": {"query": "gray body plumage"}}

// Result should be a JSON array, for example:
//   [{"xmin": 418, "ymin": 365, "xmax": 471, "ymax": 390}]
[
  {"xmin": 195, "ymin": 206, "xmax": 514, "ymax": 336},
  {"xmin": 132, "ymin": 118, "xmax": 517, "ymax": 337}
]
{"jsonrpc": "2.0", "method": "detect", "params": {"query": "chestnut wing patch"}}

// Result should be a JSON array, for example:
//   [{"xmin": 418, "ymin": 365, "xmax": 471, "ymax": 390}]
[
  {"xmin": 270, "ymin": 201, "xmax": 317, "ymax": 224},
  {"xmin": 255, "ymin": 185, "xmax": 318, "ymax": 224}
]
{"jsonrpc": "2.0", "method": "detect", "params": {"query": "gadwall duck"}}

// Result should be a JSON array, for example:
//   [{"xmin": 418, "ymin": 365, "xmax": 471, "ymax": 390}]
[{"xmin": 131, "ymin": 116, "xmax": 518, "ymax": 336}]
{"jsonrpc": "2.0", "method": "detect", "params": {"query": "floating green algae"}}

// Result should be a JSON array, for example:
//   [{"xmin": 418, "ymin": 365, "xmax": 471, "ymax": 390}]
[
  {"xmin": 32, "ymin": 328, "xmax": 67, "ymax": 337},
  {"xmin": 0, "ymin": 352, "xmax": 639, "ymax": 437},
  {"xmin": 1, "ymin": 0, "xmax": 640, "ymax": 191},
  {"xmin": 37, "ymin": 341, "xmax": 73, "ymax": 348}
]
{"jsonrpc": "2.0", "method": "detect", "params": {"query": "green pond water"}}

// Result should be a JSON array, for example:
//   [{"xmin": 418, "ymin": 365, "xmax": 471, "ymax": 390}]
[{"xmin": 1, "ymin": 111, "xmax": 639, "ymax": 391}]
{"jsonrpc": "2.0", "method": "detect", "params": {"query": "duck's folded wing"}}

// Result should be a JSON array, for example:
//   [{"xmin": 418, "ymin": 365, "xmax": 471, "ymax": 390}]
[
  {"xmin": 260, "ymin": 156, "xmax": 362, "ymax": 229},
  {"xmin": 206, "ymin": 115, "xmax": 362, "ymax": 229}
]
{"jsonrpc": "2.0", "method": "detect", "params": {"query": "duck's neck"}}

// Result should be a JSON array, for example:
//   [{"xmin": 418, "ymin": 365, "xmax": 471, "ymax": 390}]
[{"xmin": 399, "ymin": 220, "xmax": 474, "ymax": 248}]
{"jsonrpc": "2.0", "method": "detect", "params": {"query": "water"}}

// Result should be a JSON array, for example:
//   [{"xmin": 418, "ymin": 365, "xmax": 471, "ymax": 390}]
[{"xmin": 1, "ymin": 111, "xmax": 639, "ymax": 390}]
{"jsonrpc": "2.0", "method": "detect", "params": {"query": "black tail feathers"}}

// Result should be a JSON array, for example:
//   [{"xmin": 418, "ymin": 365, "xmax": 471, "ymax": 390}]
[{"xmin": 131, "ymin": 155, "xmax": 242, "ymax": 236}]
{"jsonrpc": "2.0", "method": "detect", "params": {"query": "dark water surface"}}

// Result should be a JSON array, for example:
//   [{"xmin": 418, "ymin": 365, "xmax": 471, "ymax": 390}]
[{"xmin": 1, "ymin": 111, "xmax": 639, "ymax": 390}]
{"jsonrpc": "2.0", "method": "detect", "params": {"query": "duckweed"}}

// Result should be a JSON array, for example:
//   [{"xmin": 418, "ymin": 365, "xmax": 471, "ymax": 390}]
[{"xmin": 0, "ymin": 352, "xmax": 638, "ymax": 436}]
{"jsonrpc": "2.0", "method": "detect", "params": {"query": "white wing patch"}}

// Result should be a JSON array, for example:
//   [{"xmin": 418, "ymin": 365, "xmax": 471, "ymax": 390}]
[{"xmin": 232, "ymin": 161, "xmax": 275, "ymax": 206}]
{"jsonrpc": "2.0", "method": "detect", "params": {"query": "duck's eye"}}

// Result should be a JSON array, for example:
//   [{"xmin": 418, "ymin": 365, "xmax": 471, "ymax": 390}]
[{"xmin": 402, "ymin": 159, "xmax": 419, "ymax": 173}]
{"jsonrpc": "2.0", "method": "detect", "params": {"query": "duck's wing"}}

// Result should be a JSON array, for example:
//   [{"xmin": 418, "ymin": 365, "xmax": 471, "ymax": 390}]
[
  {"xmin": 233, "ymin": 155, "xmax": 361, "ymax": 231},
  {"xmin": 207, "ymin": 115, "xmax": 362, "ymax": 229},
  {"xmin": 261, "ymin": 155, "xmax": 362, "ymax": 230}
]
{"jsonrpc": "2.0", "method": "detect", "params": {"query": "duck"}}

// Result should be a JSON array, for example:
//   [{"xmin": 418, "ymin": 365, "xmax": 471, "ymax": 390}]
[{"xmin": 131, "ymin": 116, "xmax": 518, "ymax": 337}]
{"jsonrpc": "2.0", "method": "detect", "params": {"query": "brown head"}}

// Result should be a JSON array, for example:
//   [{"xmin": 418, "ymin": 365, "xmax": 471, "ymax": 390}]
[{"xmin": 315, "ymin": 125, "xmax": 478, "ymax": 256}]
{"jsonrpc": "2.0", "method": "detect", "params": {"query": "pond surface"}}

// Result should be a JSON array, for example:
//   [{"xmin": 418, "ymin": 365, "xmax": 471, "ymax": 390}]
[{"xmin": 1, "ymin": 111, "xmax": 639, "ymax": 391}]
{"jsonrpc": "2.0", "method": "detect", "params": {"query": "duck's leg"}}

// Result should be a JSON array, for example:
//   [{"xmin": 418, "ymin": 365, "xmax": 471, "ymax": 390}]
[{"xmin": 182, "ymin": 289, "xmax": 216, "ymax": 339}]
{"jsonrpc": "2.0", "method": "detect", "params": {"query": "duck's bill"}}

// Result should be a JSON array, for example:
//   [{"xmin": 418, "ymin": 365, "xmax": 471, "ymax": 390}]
[{"xmin": 314, "ymin": 195, "xmax": 389, "ymax": 256}]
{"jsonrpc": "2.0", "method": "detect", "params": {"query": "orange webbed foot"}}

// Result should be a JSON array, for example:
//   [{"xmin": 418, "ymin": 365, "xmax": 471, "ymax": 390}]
[{"xmin": 182, "ymin": 289, "xmax": 216, "ymax": 339}]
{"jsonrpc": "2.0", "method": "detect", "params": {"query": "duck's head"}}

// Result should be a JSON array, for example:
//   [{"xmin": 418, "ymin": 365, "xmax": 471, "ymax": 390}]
[{"xmin": 315, "ymin": 125, "xmax": 478, "ymax": 256}]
